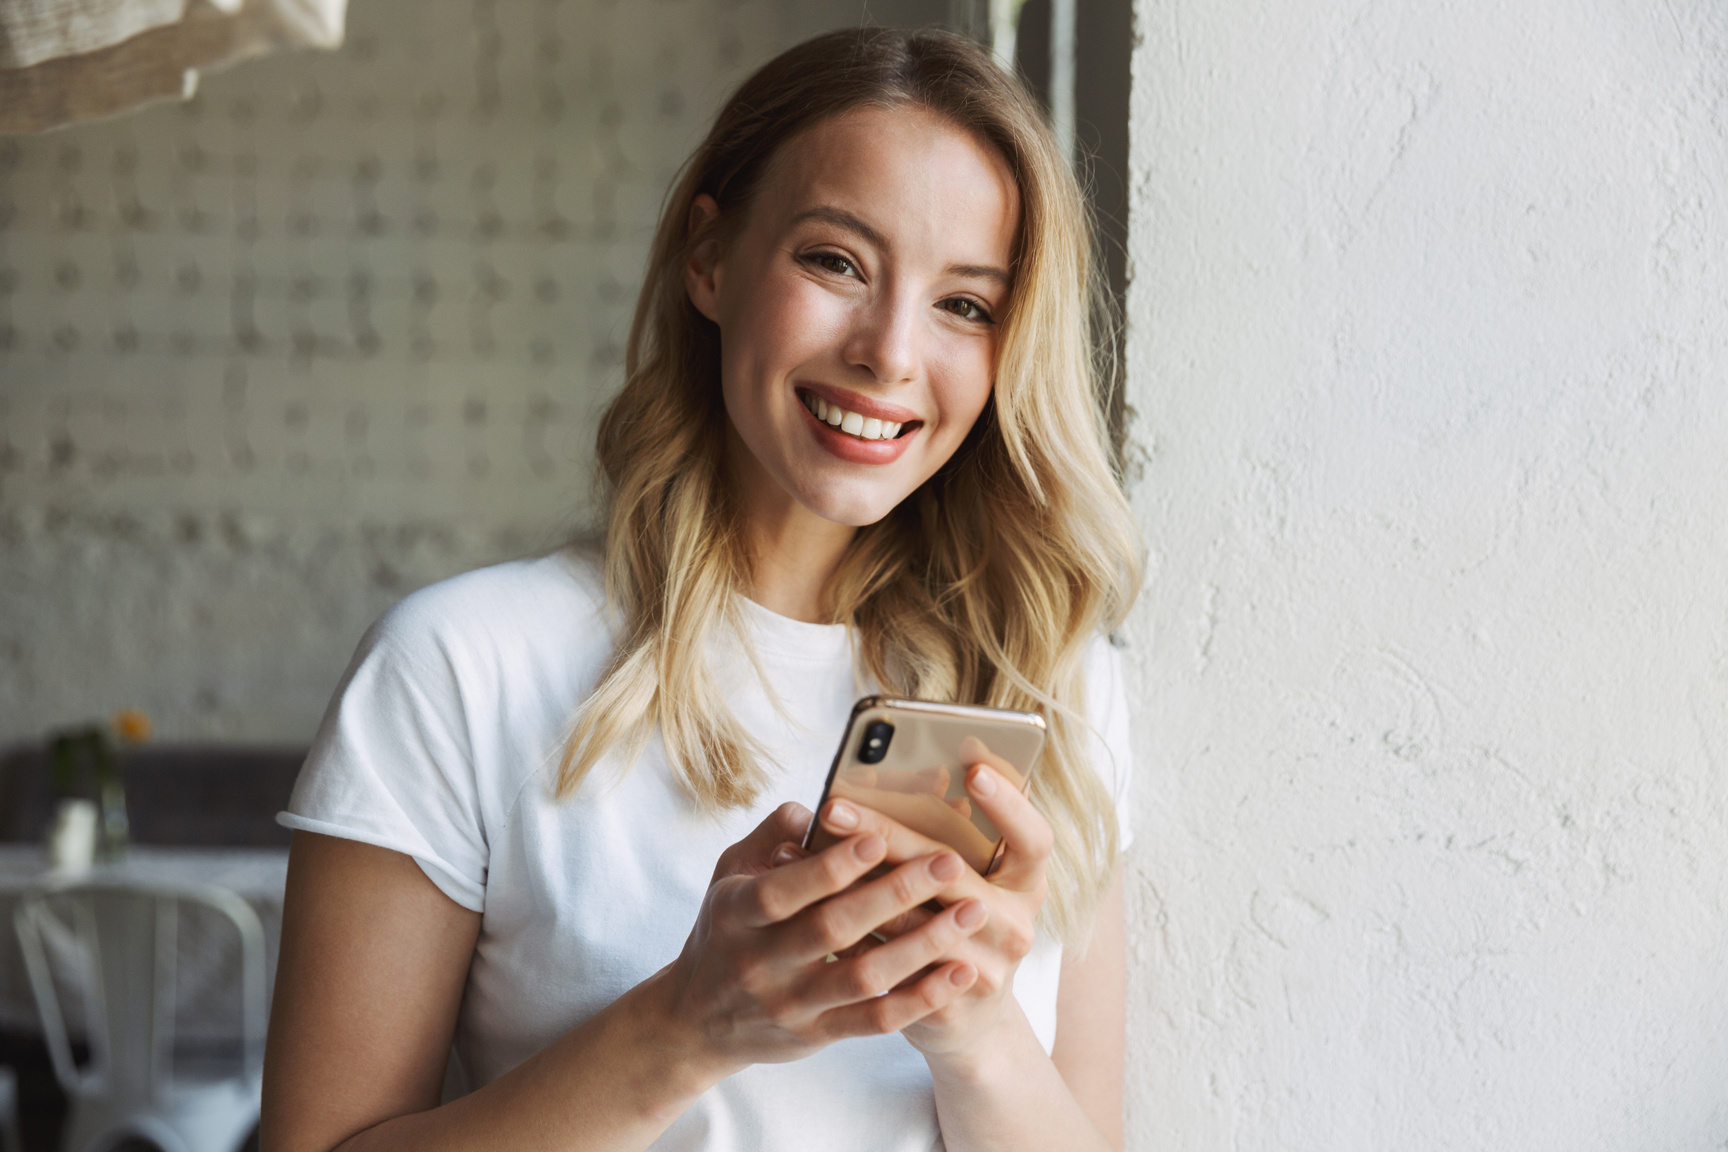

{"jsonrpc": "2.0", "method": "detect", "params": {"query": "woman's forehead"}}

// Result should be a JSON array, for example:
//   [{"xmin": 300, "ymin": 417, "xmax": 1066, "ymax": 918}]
[{"xmin": 751, "ymin": 106, "xmax": 1019, "ymax": 265}]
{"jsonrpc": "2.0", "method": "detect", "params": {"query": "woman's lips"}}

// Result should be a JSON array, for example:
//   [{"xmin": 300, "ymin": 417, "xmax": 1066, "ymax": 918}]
[
  {"xmin": 799, "ymin": 397, "xmax": 917, "ymax": 464},
  {"xmin": 798, "ymin": 383, "xmax": 921, "ymax": 425}
]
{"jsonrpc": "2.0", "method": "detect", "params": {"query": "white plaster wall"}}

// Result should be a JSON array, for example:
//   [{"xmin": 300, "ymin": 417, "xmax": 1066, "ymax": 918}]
[{"xmin": 1123, "ymin": 1, "xmax": 1728, "ymax": 1148}]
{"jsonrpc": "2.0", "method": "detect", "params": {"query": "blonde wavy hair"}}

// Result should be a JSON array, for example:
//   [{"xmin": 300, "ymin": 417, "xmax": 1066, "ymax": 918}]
[{"xmin": 558, "ymin": 27, "xmax": 1140, "ymax": 944}]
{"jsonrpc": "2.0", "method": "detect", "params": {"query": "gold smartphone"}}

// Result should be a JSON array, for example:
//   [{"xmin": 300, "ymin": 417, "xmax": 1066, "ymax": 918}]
[{"xmin": 803, "ymin": 696, "xmax": 1047, "ymax": 875}]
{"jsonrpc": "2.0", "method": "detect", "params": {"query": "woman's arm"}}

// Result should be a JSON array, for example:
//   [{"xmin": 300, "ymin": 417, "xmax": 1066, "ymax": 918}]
[
  {"xmin": 262, "ymin": 803, "xmax": 990, "ymax": 1152},
  {"xmin": 926, "ymin": 865, "xmax": 1125, "ymax": 1152},
  {"xmin": 1051, "ymin": 865, "xmax": 1127, "ymax": 1149},
  {"xmin": 259, "ymin": 831, "xmax": 719, "ymax": 1152}
]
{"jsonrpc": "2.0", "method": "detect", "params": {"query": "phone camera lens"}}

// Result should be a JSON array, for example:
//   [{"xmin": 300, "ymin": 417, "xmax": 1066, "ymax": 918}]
[{"xmin": 857, "ymin": 720, "xmax": 895, "ymax": 765}]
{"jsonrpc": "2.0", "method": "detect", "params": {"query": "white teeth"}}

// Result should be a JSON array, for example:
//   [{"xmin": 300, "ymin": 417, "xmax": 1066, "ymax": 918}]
[{"xmin": 803, "ymin": 392, "xmax": 906, "ymax": 440}]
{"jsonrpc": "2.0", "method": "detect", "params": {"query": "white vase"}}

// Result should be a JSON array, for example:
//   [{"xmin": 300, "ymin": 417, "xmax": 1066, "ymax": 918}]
[{"xmin": 47, "ymin": 799, "xmax": 98, "ymax": 873}]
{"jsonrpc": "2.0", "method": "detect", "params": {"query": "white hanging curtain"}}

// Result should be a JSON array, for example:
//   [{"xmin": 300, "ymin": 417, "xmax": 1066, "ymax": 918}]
[{"xmin": 0, "ymin": 0, "xmax": 345, "ymax": 133}]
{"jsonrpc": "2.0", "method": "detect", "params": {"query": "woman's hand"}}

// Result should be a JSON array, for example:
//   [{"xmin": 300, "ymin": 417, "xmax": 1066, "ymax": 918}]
[
  {"xmin": 649, "ymin": 801, "xmax": 992, "ymax": 1078},
  {"xmin": 808, "ymin": 763, "xmax": 1053, "ymax": 1060}
]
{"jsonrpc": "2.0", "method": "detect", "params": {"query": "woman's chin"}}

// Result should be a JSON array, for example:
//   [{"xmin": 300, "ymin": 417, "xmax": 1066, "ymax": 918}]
[{"xmin": 796, "ymin": 483, "xmax": 910, "ymax": 529}]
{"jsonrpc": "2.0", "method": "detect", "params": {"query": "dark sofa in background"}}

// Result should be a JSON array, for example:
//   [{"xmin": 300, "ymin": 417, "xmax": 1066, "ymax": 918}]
[{"xmin": 0, "ymin": 745, "xmax": 306, "ymax": 848}]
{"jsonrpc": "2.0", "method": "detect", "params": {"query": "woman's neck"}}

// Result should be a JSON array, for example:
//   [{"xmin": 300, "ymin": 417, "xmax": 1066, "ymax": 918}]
[{"xmin": 745, "ymin": 514, "xmax": 854, "ymax": 623}]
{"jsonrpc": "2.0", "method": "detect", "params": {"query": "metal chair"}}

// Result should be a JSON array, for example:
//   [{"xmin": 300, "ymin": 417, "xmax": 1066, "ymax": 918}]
[{"xmin": 13, "ymin": 878, "xmax": 265, "ymax": 1152}]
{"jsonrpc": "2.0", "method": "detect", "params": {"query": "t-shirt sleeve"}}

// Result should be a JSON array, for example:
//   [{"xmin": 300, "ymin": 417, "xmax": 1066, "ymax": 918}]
[
  {"xmin": 1084, "ymin": 635, "xmax": 1135, "ymax": 854},
  {"xmin": 279, "ymin": 596, "xmax": 490, "ymax": 912}
]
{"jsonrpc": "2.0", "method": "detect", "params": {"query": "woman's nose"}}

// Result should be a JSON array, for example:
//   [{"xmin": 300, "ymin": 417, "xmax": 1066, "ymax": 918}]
[{"xmin": 842, "ymin": 293, "xmax": 920, "ymax": 385}]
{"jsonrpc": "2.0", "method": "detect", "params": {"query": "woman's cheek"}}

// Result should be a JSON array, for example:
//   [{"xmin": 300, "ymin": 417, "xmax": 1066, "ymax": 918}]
[
  {"xmin": 928, "ymin": 343, "xmax": 996, "ymax": 443},
  {"xmin": 764, "ymin": 277, "xmax": 849, "ymax": 359}
]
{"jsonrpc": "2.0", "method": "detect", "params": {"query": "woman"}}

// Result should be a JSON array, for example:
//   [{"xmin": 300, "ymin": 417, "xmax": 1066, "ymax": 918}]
[{"xmin": 261, "ymin": 26, "xmax": 1139, "ymax": 1152}]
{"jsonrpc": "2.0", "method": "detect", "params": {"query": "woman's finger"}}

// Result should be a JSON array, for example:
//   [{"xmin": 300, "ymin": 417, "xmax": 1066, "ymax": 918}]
[
  {"xmin": 963, "ymin": 764, "xmax": 1053, "ymax": 889},
  {"xmin": 713, "ymin": 801, "xmax": 814, "ymax": 881},
  {"xmin": 818, "ymin": 798, "xmax": 992, "ymax": 899},
  {"xmin": 782, "ymin": 851, "xmax": 967, "ymax": 962},
  {"xmin": 729, "ymin": 832, "xmax": 887, "ymax": 928},
  {"xmin": 864, "ymin": 903, "xmax": 935, "ymax": 941},
  {"xmin": 817, "ymin": 960, "xmax": 978, "ymax": 1039},
  {"xmin": 826, "ymin": 786, "xmax": 996, "ymax": 871},
  {"xmin": 800, "ymin": 898, "xmax": 987, "ymax": 1009}
]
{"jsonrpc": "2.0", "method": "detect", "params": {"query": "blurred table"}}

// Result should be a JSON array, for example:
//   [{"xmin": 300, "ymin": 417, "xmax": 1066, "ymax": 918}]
[{"xmin": 0, "ymin": 845, "xmax": 289, "ymax": 1046}]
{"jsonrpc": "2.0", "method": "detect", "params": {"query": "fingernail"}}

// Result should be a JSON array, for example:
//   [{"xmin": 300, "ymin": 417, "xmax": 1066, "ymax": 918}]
[
  {"xmin": 970, "ymin": 766, "xmax": 998, "ymax": 797},
  {"xmin": 854, "ymin": 834, "xmax": 885, "ymax": 862},
  {"xmin": 828, "ymin": 800, "xmax": 859, "ymax": 829},
  {"xmin": 955, "ymin": 900, "xmax": 987, "ymax": 930},
  {"xmin": 771, "ymin": 844, "xmax": 800, "ymax": 866},
  {"xmin": 948, "ymin": 963, "xmax": 975, "ymax": 987},
  {"xmin": 930, "ymin": 853, "xmax": 963, "ymax": 882}
]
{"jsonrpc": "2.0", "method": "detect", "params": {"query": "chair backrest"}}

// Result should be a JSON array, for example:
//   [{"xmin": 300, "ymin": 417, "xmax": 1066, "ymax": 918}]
[{"xmin": 12, "ymin": 878, "xmax": 267, "ymax": 1103}]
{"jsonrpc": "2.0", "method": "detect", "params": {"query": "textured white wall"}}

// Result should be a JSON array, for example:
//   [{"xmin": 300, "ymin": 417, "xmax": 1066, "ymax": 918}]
[{"xmin": 1122, "ymin": 1, "xmax": 1728, "ymax": 1148}]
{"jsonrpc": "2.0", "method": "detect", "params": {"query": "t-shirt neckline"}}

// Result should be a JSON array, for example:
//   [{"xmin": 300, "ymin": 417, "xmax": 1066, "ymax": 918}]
[{"xmin": 735, "ymin": 594, "xmax": 852, "ymax": 663}]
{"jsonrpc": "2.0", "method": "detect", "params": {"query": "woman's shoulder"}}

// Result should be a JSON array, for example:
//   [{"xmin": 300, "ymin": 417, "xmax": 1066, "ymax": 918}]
[
  {"xmin": 361, "ymin": 545, "xmax": 612, "ymax": 674},
  {"xmin": 1072, "ymin": 631, "xmax": 1126, "ymax": 719}
]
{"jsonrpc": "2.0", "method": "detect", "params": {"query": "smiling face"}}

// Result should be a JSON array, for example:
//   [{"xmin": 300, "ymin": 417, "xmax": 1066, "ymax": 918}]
[{"xmin": 686, "ymin": 105, "xmax": 1020, "ymax": 531}]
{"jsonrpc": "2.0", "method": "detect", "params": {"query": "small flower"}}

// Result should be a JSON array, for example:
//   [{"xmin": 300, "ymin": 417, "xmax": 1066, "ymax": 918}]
[{"xmin": 113, "ymin": 709, "xmax": 151, "ymax": 744}]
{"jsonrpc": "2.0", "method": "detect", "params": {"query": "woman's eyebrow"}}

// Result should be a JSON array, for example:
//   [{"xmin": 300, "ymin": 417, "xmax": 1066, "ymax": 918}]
[
  {"xmin": 946, "ymin": 262, "xmax": 1010, "ymax": 288},
  {"xmin": 791, "ymin": 205, "xmax": 888, "ymax": 249},
  {"xmin": 791, "ymin": 206, "xmax": 1009, "ymax": 287}
]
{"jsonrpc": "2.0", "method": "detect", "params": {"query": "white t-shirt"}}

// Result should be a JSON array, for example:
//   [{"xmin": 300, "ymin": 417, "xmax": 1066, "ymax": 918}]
[{"xmin": 280, "ymin": 549, "xmax": 1132, "ymax": 1152}]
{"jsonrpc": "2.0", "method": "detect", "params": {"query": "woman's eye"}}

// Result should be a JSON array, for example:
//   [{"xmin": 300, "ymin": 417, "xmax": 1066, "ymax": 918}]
[
  {"xmin": 941, "ymin": 297, "xmax": 992, "ymax": 324},
  {"xmin": 812, "ymin": 252, "xmax": 857, "ymax": 277}
]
